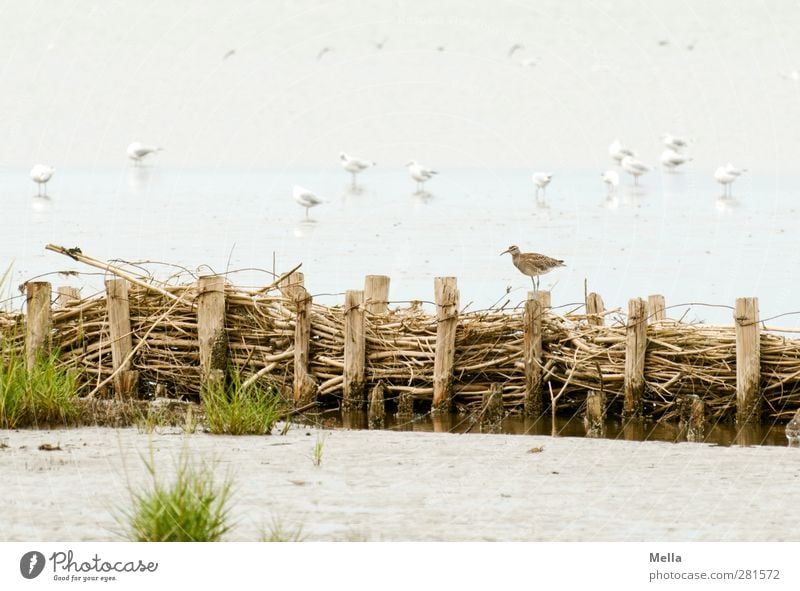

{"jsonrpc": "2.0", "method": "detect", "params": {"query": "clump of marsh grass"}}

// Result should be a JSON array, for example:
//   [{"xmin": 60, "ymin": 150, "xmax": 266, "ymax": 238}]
[
  {"xmin": 0, "ymin": 344, "xmax": 78, "ymax": 429},
  {"xmin": 121, "ymin": 449, "xmax": 233, "ymax": 542},
  {"xmin": 200, "ymin": 367, "xmax": 283, "ymax": 435},
  {"xmin": 312, "ymin": 432, "xmax": 327, "ymax": 467}
]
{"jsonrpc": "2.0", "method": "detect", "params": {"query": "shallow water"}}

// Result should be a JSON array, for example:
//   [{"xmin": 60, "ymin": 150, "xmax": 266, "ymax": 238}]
[
  {"xmin": 332, "ymin": 411, "xmax": 795, "ymax": 448},
  {"xmin": 2, "ymin": 166, "xmax": 800, "ymax": 328}
]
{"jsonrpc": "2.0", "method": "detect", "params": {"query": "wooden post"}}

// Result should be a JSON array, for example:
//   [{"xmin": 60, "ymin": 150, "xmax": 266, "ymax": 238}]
[
  {"xmin": 105, "ymin": 279, "xmax": 138, "ymax": 398},
  {"xmin": 279, "ymin": 271, "xmax": 305, "ymax": 301},
  {"xmin": 523, "ymin": 291, "xmax": 543, "ymax": 417},
  {"xmin": 25, "ymin": 282, "xmax": 52, "ymax": 371},
  {"xmin": 583, "ymin": 390, "xmax": 606, "ymax": 438},
  {"xmin": 364, "ymin": 275, "xmax": 390, "ymax": 314},
  {"xmin": 432, "ymin": 277, "xmax": 458, "ymax": 413},
  {"xmin": 397, "ymin": 392, "xmax": 414, "ymax": 418},
  {"xmin": 648, "ymin": 294, "xmax": 666, "ymax": 323},
  {"xmin": 292, "ymin": 282, "xmax": 317, "ymax": 406},
  {"xmin": 586, "ymin": 292, "xmax": 605, "ymax": 327},
  {"xmin": 735, "ymin": 297, "xmax": 761, "ymax": 424},
  {"xmin": 679, "ymin": 394, "xmax": 705, "ymax": 442},
  {"xmin": 536, "ymin": 290, "xmax": 551, "ymax": 309},
  {"xmin": 342, "ymin": 290, "xmax": 366, "ymax": 411},
  {"xmin": 56, "ymin": 286, "xmax": 81, "ymax": 308},
  {"xmin": 623, "ymin": 297, "xmax": 647, "ymax": 419},
  {"xmin": 480, "ymin": 383, "xmax": 505, "ymax": 433},
  {"xmin": 368, "ymin": 382, "xmax": 385, "ymax": 429},
  {"xmin": 197, "ymin": 275, "xmax": 227, "ymax": 390}
]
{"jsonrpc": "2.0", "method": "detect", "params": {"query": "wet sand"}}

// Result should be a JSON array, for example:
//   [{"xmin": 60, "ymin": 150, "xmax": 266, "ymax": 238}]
[{"xmin": 1, "ymin": 426, "xmax": 798, "ymax": 542}]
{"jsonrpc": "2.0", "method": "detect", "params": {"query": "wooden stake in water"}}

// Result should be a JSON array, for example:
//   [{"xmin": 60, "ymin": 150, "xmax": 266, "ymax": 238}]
[
  {"xmin": 56, "ymin": 286, "xmax": 81, "ymax": 308},
  {"xmin": 480, "ymin": 383, "xmax": 505, "ymax": 433},
  {"xmin": 623, "ymin": 297, "xmax": 648, "ymax": 418},
  {"xmin": 197, "ymin": 275, "xmax": 227, "ymax": 390},
  {"xmin": 25, "ymin": 281, "xmax": 52, "ymax": 371},
  {"xmin": 523, "ymin": 291, "xmax": 543, "ymax": 417},
  {"xmin": 368, "ymin": 382, "xmax": 385, "ymax": 429},
  {"xmin": 735, "ymin": 297, "xmax": 761, "ymax": 424},
  {"xmin": 584, "ymin": 389, "xmax": 606, "ymax": 438},
  {"xmin": 289, "ymin": 279, "xmax": 317, "ymax": 406},
  {"xmin": 106, "ymin": 279, "xmax": 138, "ymax": 398},
  {"xmin": 343, "ymin": 289, "xmax": 366, "ymax": 411},
  {"xmin": 586, "ymin": 292, "xmax": 605, "ymax": 327},
  {"xmin": 433, "ymin": 277, "xmax": 459, "ymax": 413},
  {"xmin": 648, "ymin": 294, "xmax": 666, "ymax": 323},
  {"xmin": 363, "ymin": 275, "xmax": 390, "ymax": 315}
]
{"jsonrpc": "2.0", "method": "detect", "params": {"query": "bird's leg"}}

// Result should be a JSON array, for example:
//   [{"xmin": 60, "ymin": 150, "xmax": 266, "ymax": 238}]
[
  {"xmin": 351, "ymin": 172, "xmax": 356, "ymax": 187},
  {"xmin": 634, "ymin": 175, "xmax": 638, "ymax": 186},
  {"xmin": 531, "ymin": 276, "xmax": 536, "ymax": 291}
]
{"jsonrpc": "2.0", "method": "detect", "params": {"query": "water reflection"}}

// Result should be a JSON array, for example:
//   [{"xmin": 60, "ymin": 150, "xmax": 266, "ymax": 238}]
[
  {"xmin": 293, "ymin": 218, "xmax": 318, "ymax": 237},
  {"xmin": 715, "ymin": 195, "xmax": 740, "ymax": 212},
  {"xmin": 319, "ymin": 411, "xmax": 796, "ymax": 447},
  {"xmin": 31, "ymin": 195, "xmax": 52, "ymax": 211}
]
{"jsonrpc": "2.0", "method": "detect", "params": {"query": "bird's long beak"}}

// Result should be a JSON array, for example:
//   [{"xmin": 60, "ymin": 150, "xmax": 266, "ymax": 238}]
[{"xmin": 500, "ymin": 248, "xmax": 510, "ymax": 256}]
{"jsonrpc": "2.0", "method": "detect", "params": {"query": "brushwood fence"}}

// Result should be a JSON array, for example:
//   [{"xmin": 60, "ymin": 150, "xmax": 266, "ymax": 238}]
[{"xmin": 3, "ymin": 245, "xmax": 800, "ymax": 430}]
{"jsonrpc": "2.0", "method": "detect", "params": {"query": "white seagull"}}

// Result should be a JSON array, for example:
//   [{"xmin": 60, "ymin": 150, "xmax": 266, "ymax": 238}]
[
  {"xmin": 621, "ymin": 155, "xmax": 652, "ymax": 185},
  {"xmin": 661, "ymin": 133, "xmax": 691, "ymax": 151},
  {"xmin": 532, "ymin": 172, "xmax": 553, "ymax": 198},
  {"xmin": 293, "ymin": 185, "xmax": 326, "ymax": 218},
  {"xmin": 405, "ymin": 160, "xmax": 437, "ymax": 191},
  {"xmin": 30, "ymin": 164, "xmax": 55, "ymax": 196},
  {"xmin": 660, "ymin": 148, "xmax": 693, "ymax": 171},
  {"xmin": 127, "ymin": 142, "xmax": 163, "ymax": 166},
  {"xmin": 339, "ymin": 152, "xmax": 376, "ymax": 186},
  {"xmin": 609, "ymin": 139, "xmax": 635, "ymax": 164},
  {"xmin": 714, "ymin": 163, "xmax": 746, "ymax": 197},
  {"xmin": 601, "ymin": 170, "xmax": 619, "ymax": 194}
]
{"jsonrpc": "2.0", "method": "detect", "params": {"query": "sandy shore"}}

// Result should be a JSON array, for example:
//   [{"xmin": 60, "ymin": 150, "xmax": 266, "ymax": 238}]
[{"xmin": 1, "ymin": 426, "xmax": 798, "ymax": 542}]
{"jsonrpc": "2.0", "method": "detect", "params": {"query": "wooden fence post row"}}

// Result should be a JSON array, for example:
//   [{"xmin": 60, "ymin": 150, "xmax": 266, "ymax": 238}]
[{"xmin": 523, "ymin": 291, "xmax": 544, "ymax": 417}]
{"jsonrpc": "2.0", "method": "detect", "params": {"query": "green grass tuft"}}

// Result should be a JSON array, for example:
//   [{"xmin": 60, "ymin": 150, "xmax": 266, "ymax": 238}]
[
  {"xmin": 261, "ymin": 517, "xmax": 305, "ymax": 542},
  {"xmin": 0, "ymin": 345, "xmax": 78, "ymax": 429},
  {"xmin": 122, "ymin": 450, "xmax": 233, "ymax": 542},
  {"xmin": 200, "ymin": 367, "xmax": 283, "ymax": 435}
]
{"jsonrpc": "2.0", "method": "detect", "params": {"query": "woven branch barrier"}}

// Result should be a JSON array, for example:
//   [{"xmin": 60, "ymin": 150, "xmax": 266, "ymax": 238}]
[{"xmin": 2, "ymin": 245, "xmax": 800, "ymax": 425}]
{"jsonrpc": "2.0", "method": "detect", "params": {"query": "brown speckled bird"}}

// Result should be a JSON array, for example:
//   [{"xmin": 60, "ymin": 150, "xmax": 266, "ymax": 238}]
[
  {"xmin": 786, "ymin": 409, "xmax": 800, "ymax": 445},
  {"xmin": 501, "ymin": 245, "xmax": 565, "ymax": 291}
]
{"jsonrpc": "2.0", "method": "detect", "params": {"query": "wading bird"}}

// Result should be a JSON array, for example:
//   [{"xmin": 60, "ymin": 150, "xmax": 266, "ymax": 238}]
[
  {"xmin": 714, "ymin": 163, "xmax": 746, "ymax": 197},
  {"xmin": 293, "ymin": 185, "xmax": 327, "ymax": 218},
  {"xmin": 340, "ymin": 152, "xmax": 376, "ymax": 186},
  {"xmin": 127, "ymin": 142, "xmax": 163, "ymax": 166},
  {"xmin": 405, "ymin": 160, "xmax": 437, "ymax": 192},
  {"xmin": 30, "ymin": 164, "xmax": 54, "ymax": 196},
  {"xmin": 501, "ymin": 245, "xmax": 565, "ymax": 291},
  {"xmin": 532, "ymin": 172, "xmax": 553, "ymax": 198}
]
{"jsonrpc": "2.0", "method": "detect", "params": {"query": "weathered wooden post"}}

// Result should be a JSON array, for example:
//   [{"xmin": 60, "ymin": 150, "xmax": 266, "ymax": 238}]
[
  {"xmin": 342, "ymin": 290, "xmax": 366, "ymax": 411},
  {"xmin": 105, "ymin": 279, "xmax": 138, "ymax": 398},
  {"xmin": 735, "ymin": 297, "xmax": 761, "ymax": 424},
  {"xmin": 397, "ymin": 391, "xmax": 414, "ymax": 418},
  {"xmin": 287, "ymin": 278, "xmax": 316, "ymax": 406},
  {"xmin": 586, "ymin": 292, "xmax": 605, "ymax": 327},
  {"xmin": 480, "ymin": 383, "xmax": 505, "ymax": 433},
  {"xmin": 25, "ymin": 281, "xmax": 52, "ymax": 371},
  {"xmin": 56, "ymin": 286, "xmax": 81, "ymax": 308},
  {"xmin": 648, "ymin": 294, "xmax": 666, "ymax": 323},
  {"xmin": 432, "ymin": 277, "xmax": 459, "ymax": 413},
  {"xmin": 679, "ymin": 394, "xmax": 705, "ymax": 442},
  {"xmin": 623, "ymin": 297, "xmax": 648, "ymax": 418},
  {"xmin": 523, "ymin": 291, "xmax": 543, "ymax": 417},
  {"xmin": 364, "ymin": 275, "xmax": 390, "ymax": 314},
  {"xmin": 368, "ymin": 382, "xmax": 385, "ymax": 429},
  {"xmin": 197, "ymin": 275, "xmax": 227, "ymax": 392},
  {"xmin": 583, "ymin": 390, "xmax": 606, "ymax": 438},
  {"xmin": 536, "ymin": 290, "xmax": 551, "ymax": 309}
]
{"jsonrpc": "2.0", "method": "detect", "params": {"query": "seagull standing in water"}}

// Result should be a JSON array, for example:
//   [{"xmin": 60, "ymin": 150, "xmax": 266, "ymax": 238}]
[
  {"xmin": 714, "ymin": 163, "xmax": 746, "ymax": 197},
  {"xmin": 660, "ymin": 148, "xmax": 692, "ymax": 171},
  {"xmin": 405, "ymin": 160, "xmax": 437, "ymax": 192},
  {"xmin": 621, "ymin": 155, "xmax": 652, "ymax": 185},
  {"xmin": 532, "ymin": 172, "xmax": 553, "ymax": 198},
  {"xmin": 601, "ymin": 170, "xmax": 619, "ymax": 194},
  {"xmin": 30, "ymin": 164, "xmax": 54, "ymax": 196},
  {"xmin": 609, "ymin": 139, "xmax": 635, "ymax": 165},
  {"xmin": 339, "ymin": 152, "xmax": 376, "ymax": 186},
  {"xmin": 661, "ymin": 133, "xmax": 691, "ymax": 151},
  {"xmin": 293, "ymin": 185, "xmax": 327, "ymax": 218},
  {"xmin": 127, "ymin": 142, "xmax": 163, "ymax": 166}
]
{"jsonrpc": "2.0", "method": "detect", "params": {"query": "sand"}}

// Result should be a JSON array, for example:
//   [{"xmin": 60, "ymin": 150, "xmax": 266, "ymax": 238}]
[{"xmin": 1, "ymin": 426, "xmax": 798, "ymax": 542}]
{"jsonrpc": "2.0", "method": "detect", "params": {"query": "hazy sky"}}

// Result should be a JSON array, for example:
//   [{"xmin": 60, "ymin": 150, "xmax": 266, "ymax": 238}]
[{"xmin": 2, "ymin": 0, "xmax": 800, "ymax": 170}]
